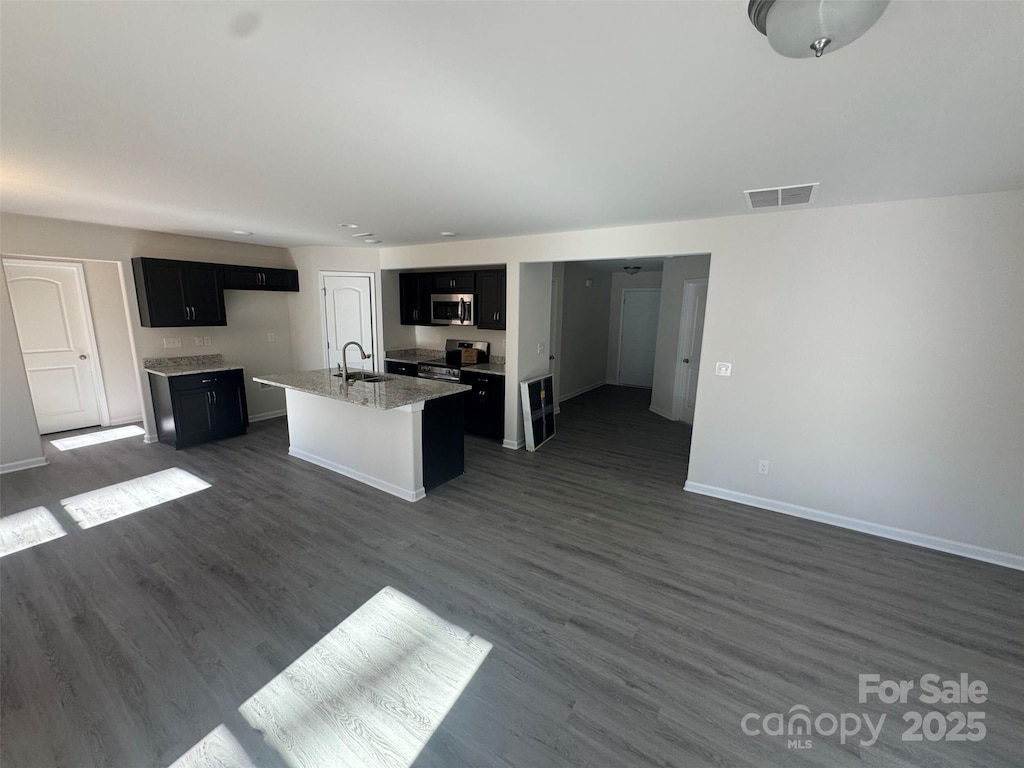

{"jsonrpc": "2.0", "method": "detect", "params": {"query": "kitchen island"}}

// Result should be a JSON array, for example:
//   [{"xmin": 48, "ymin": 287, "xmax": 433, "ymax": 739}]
[{"xmin": 253, "ymin": 369, "xmax": 470, "ymax": 501}]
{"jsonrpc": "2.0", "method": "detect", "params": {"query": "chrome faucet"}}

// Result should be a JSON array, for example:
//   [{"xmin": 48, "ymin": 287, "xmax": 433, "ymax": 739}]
[{"xmin": 340, "ymin": 341, "xmax": 372, "ymax": 381}]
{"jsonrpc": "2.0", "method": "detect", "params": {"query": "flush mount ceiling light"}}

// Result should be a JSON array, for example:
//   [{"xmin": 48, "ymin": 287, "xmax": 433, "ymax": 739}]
[
  {"xmin": 339, "ymin": 223, "xmax": 359, "ymax": 228},
  {"xmin": 231, "ymin": 230, "xmax": 253, "ymax": 236},
  {"xmin": 748, "ymin": 0, "xmax": 890, "ymax": 58},
  {"xmin": 623, "ymin": 266, "xmax": 642, "ymax": 276},
  {"xmin": 364, "ymin": 239, "xmax": 381, "ymax": 244},
  {"xmin": 440, "ymin": 232, "xmax": 458, "ymax": 237},
  {"xmin": 351, "ymin": 232, "xmax": 375, "ymax": 238}
]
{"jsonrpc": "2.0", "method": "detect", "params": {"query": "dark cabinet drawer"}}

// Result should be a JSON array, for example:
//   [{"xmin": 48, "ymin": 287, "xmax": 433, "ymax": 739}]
[
  {"xmin": 224, "ymin": 265, "xmax": 299, "ymax": 292},
  {"xmin": 386, "ymin": 361, "xmax": 419, "ymax": 377}
]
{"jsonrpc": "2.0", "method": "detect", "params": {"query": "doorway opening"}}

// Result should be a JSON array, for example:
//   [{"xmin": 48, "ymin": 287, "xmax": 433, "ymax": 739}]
[{"xmin": 3, "ymin": 258, "xmax": 143, "ymax": 435}]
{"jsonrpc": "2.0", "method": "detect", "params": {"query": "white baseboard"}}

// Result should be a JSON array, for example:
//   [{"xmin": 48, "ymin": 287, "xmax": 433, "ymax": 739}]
[
  {"xmin": 502, "ymin": 438, "xmax": 525, "ymax": 450},
  {"xmin": 559, "ymin": 381, "xmax": 606, "ymax": 403},
  {"xmin": 288, "ymin": 447, "xmax": 425, "ymax": 502},
  {"xmin": 648, "ymin": 404, "xmax": 674, "ymax": 421},
  {"xmin": 0, "ymin": 456, "xmax": 48, "ymax": 474},
  {"xmin": 108, "ymin": 415, "xmax": 143, "ymax": 426},
  {"xmin": 144, "ymin": 434, "xmax": 159, "ymax": 444},
  {"xmin": 250, "ymin": 409, "xmax": 287, "ymax": 423},
  {"xmin": 683, "ymin": 481, "xmax": 1024, "ymax": 571}
]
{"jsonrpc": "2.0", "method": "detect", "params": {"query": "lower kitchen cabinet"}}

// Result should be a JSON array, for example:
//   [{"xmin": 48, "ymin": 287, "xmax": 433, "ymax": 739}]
[
  {"xmin": 461, "ymin": 370, "xmax": 504, "ymax": 441},
  {"xmin": 149, "ymin": 369, "xmax": 249, "ymax": 449},
  {"xmin": 385, "ymin": 361, "xmax": 419, "ymax": 377}
]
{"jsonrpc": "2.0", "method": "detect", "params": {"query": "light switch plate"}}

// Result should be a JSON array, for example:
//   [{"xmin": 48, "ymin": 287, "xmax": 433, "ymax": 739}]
[
  {"xmin": 267, "ymin": 332, "xmax": 275, "ymax": 343},
  {"xmin": 163, "ymin": 337, "xmax": 182, "ymax": 349},
  {"xmin": 715, "ymin": 362, "xmax": 732, "ymax": 376},
  {"xmin": 194, "ymin": 336, "xmax": 205, "ymax": 347}
]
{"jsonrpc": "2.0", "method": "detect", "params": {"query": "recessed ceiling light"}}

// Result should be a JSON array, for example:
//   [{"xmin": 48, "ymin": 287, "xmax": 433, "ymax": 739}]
[
  {"xmin": 352, "ymin": 232, "xmax": 375, "ymax": 238},
  {"xmin": 364, "ymin": 239, "xmax": 381, "ymax": 244},
  {"xmin": 232, "ymin": 230, "xmax": 253, "ymax": 236},
  {"xmin": 339, "ymin": 223, "xmax": 359, "ymax": 228},
  {"xmin": 440, "ymin": 232, "xmax": 458, "ymax": 237}
]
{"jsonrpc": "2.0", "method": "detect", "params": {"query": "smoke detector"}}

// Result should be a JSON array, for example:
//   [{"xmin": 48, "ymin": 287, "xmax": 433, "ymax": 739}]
[{"xmin": 744, "ymin": 183, "xmax": 818, "ymax": 209}]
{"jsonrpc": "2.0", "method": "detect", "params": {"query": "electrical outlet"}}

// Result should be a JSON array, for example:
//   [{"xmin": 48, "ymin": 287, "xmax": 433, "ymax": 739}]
[
  {"xmin": 758, "ymin": 459, "xmax": 770, "ymax": 475},
  {"xmin": 194, "ymin": 336, "xmax": 205, "ymax": 347},
  {"xmin": 162, "ymin": 337, "xmax": 182, "ymax": 349},
  {"xmin": 267, "ymin": 332, "xmax": 275, "ymax": 343},
  {"xmin": 715, "ymin": 362, "xmax": 732, "ymax": 377}
]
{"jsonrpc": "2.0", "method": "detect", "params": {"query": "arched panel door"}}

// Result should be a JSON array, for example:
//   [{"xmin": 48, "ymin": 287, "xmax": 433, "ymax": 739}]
[{"xmin": 322, "ymin": 274, "xmax": 376, "ymax": 372}]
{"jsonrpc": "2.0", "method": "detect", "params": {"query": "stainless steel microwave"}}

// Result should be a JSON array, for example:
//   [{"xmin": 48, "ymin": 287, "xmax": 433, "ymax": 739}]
[{"xmin": 430, "ymin": 293, "xmax": 475, "ymax": 325}]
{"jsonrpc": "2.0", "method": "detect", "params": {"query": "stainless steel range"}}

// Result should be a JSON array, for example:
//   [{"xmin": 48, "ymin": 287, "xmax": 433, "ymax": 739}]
[{"xmin": 417, "ymin": 340, "xmax": 489, "ymax": 382}]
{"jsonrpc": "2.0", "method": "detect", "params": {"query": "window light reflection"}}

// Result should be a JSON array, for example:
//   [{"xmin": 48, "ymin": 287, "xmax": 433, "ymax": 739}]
[
  {"xmin": 61, "ymin": 467, "xmax": 210, "ymax": 529},
  {"xmin": 0, "ymin": 506, "xmax": 67, "ymax": 558},
  {"xmin": 168, "ymin": 724, "xmax": 258, "ymax": 768},
  {"xmin": 239, "ymin": 586, "xmax": 491, "ymax": 768},
  {"xmin": 50, "ymin": 425, "xmax": 145, "ymax": 451}
]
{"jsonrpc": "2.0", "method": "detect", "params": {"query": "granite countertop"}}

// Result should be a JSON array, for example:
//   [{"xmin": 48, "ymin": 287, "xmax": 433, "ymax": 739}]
[
  {"xmin": 384, "ymin": 348, "xmax": 445, "ymax": 364},
  {"xmin": 143, "ymin": 354, "xmax": 243, "ymax": 377},
  {"xmin": 253, "ymin": 369, "xmax": 471, "ymax": 410},
  {"xmin": 463, "ymin": 362, "xmax": 506, "ymax": 376}
]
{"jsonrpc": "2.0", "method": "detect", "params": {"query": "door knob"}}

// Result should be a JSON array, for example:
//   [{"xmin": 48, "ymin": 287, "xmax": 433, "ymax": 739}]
[
  {"xmin": 683, "ymin": 358, "xmax": 690, "ymax": 363},
  {"xmin": 79, "ymin": 354, "xmax": 88, "ymax": 360}
]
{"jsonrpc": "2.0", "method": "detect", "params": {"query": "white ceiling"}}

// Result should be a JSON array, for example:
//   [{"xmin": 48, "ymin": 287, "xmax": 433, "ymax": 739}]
[{"xmin": 1, "ymin": 2, "xmax": 1021, "ymax": 248}]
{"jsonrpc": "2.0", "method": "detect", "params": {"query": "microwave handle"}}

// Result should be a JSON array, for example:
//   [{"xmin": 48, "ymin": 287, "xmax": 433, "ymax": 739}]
[{"xmin": 459, "ymin": 298, "xmax": 465, "ymax": 323}]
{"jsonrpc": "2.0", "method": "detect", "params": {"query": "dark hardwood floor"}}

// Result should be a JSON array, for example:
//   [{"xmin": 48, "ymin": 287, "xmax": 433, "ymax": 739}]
[{"xmin": 2, "ymin": 386, "xmax": 1021, "ymax": 767}]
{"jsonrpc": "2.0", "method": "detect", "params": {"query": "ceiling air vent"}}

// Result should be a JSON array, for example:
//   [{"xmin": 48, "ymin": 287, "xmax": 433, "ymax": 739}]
[{"xmin": 744, "ymin": 183, "xmax": 819, "ymax": 209}]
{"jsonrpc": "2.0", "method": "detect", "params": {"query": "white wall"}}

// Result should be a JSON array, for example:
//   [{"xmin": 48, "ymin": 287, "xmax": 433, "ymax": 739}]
[
  {"xmin": 381, "ymin": 190, "xmax": 1024, "ymax": 563},
  {"xmin": 606, "ymin": 269, "xmax": 663, "ymax": 385},
  {"xmin": 557, "ymin": 262, "xmax": 611, "ymax": 400},
  {"xmin": 649, "ymin": 254, "xmax": 711, "ymax": 417},
  {"xmin": 516, "ymin": 262, "xmax": 554, "ymax": 446},
  {"xmin": 0, "ymin": 213, "xmax": 296, "ymax": 442},
  {"xmin": 0, "ymin": 268, "xmax": 45, "ymax": 471}
]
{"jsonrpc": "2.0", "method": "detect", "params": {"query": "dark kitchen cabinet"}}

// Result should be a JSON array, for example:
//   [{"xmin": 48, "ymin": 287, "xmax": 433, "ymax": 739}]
[
  {"xmin": 149, "ymin": 369, "xmax": 249, "ymax": 449},
  {"xmin": 432, "ymin": 271, "xmax": 476, "ymax": 292},
  {"xmin": 476, "ymin": 269, "xmax": 506, "ymax": 330},
  {"xmin": 399, "ymin": 272, "xmax": 433, "ymax": 325},
  {"xmin": 461, "ymin": 370, "xmax": 504, "ymax": 441},
  {"xmin": 385, "ymin": 361, "xmax": 419, "ymax": 377},
  {"xmin": 133, "ymin": 258, "xmax": 226, "ymax": 327},
  {"xmin": 223, "ymin": 265, "xmax": 299, "ymax": 292}
]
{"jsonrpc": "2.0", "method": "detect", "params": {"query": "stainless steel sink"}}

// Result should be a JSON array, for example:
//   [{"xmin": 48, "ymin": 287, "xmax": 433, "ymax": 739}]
[{"xmin": 333, "ymin": 371, "xmax": 388, "ymax": 383}]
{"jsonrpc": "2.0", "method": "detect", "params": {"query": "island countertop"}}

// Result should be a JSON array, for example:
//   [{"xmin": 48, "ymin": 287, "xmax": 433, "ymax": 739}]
[{"xmin": 253, "ymin": 369, "xmax": 471, "ymax": 410}]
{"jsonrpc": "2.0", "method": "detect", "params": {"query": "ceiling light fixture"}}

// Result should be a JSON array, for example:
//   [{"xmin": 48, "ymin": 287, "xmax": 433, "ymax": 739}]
[
  {"xmin": 364, "ymin": 239, "xmax": 380, "ymax": 244},
  {"xmin": 351, "ymin": 232, "xmax": 375, "ymax": 238},
  {"xmin": 232, "ymin": 230, "xmax": 253, "ymax": 236},
  {"xmin": 339, "ymin": 223, "xmax": 359, "ymax": 228},
  {"xmin": 748, "ymin": 0, "xmax": 889, "ymax": 58},
  {"xmin": 623, "ymin": 266, "xmax": 642, "ymax": 276},
  {"xmin": 440, "ymin": 232, "xmax": 458, "ymax": 237}
]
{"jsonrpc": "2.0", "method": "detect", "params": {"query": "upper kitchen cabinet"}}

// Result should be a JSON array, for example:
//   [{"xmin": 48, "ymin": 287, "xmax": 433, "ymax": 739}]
[
  {"xmin": 223, "ymin": 265, "xmax": 299, "ymax": 292},
  {"xmin": 133, "ymin": 258, "xmax": 226, "ymax": 327},
  {"xmin": 476, "ymin": 269, "xmax": 506, "ymax": 330},
  {"xmin": 432, "ymin": 271, "xmax": 476, "ymax": 292},
  {"xmin": 400, "ymin": 272, "xmax": 433, "ymax": 325}
]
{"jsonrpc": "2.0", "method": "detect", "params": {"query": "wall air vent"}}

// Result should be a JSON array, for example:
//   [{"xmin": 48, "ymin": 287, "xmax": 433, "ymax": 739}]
[{"xmin": 744, "ymin": 183, "xmax": 819, "ymax": 209}]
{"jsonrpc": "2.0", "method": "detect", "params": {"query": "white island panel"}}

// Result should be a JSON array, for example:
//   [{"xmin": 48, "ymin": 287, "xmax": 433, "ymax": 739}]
[{"xmin": 285, "ymin": 389, "xmax": 426, "ymax": 501}]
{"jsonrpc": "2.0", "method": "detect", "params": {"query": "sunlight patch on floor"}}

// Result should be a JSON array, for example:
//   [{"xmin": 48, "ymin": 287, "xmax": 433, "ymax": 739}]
[
  {"xmin": 0, "ymin": 506, "xmax": 67, "ymax": 558},
  {"xmin": 61, "ymin": 467, "xmax": 211, "ymax": 529},
  {"xmin": 239, "ymin": 585, "xmax": 492, "ymax": 768},
  {"xmin": 50, "ymin": 425, "xmax": 145, "ymax": 451},
  {"xmin": 168, "ymin": 724, "xmax": 259, "ymax": 768}
]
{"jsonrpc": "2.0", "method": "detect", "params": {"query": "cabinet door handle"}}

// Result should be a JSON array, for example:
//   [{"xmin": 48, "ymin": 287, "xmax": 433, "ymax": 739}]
[
  {"xmin": 202, "ymin": 378, "xmax": 213, "ymax": 383},
  {"xmin": 206, "ymin": 391, "xmax": 211, "ymax": 404},
  {"xmin": 213, "ymin": 390, "xmax": 217, "ymax": 404}
]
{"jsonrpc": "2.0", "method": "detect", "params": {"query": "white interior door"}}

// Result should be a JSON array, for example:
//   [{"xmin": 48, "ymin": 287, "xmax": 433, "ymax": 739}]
[
  {"xmin": 322, "ymin": 273, "xmax": 376, "ymax": 371},
  {"xmin": 4, "ymin": 259, "xmax": 105, "ymax": 434},
  {"xmin": 617, "ymin": 289, "xmax": 661, "ymax": 388},
  {"xmin": 676, "ymin": 278, "xmax": 708, "ymax": 423}
]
